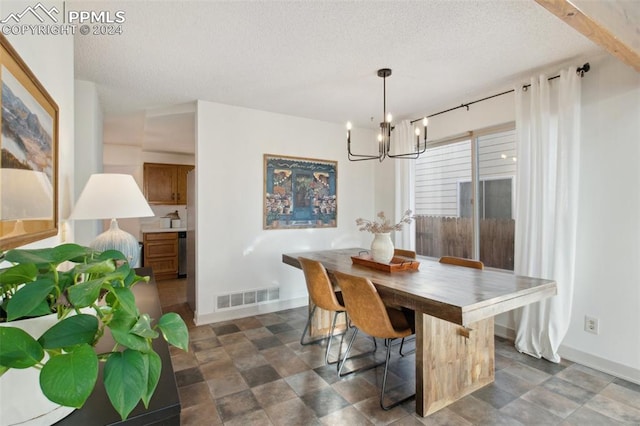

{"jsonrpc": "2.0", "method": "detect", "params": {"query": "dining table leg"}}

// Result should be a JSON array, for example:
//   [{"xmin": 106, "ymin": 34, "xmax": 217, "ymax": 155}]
[{"xmin": 415, "ymin": 312, "xmax": 495, "ymax": 416}]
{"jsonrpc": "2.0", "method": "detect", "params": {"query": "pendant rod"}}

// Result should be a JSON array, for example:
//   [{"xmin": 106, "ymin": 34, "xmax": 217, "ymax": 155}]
[{"xmin": 383, "ymin": 72, "xmax": 386, "ymax": 122}]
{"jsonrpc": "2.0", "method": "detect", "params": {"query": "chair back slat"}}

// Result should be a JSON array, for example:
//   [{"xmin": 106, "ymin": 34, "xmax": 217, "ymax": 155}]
[
  {"xmin": 439, "ymin": 256, "xmax": 484, "ymax": 270},
  {"xmin": 394, "ymin": 249, "xmax": 416, "ymax": 259}
]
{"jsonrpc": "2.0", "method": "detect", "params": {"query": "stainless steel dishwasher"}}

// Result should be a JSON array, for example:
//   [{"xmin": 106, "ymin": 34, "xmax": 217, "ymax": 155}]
[{"xmin": 178, "ymin": 231, "xmax": 187, "ymax": 278}]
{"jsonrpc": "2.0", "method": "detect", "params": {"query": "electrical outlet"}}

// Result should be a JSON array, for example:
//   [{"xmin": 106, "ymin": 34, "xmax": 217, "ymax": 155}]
[{"xmin": 584, "ymin": 316, "xmax": 599, "ymax": 335}]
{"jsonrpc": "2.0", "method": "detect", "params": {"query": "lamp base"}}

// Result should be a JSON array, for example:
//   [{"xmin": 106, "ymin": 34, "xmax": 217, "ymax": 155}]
[{"xmin": 91, "ymin": 219, "xmax": 141, "ymax": 267}]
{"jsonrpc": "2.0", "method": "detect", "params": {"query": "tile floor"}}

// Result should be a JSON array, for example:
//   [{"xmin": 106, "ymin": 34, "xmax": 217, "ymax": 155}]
[{"xmin": 158, "ymin": 278, "xmax": 640, "ymax": 425}]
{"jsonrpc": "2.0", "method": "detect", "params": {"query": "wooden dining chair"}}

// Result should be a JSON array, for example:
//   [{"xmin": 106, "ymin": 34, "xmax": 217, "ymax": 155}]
[
  {"xmin": 298, "ymin": 257, "xmax": 347, "ymax": 365},
  {"xmin": 393, "ymin": 248, "xmax": 416, "ymax": 356},
  {"xmin": 333, "ymin": 271, "xmax": 415, "ymax": 410},
  {"xmin": 393, "ymin": 248, "xmax": 416, "ymax": 259},
  {"xmin": 439, "ymin": 256, "xmax": 484, "ymax": 270}
]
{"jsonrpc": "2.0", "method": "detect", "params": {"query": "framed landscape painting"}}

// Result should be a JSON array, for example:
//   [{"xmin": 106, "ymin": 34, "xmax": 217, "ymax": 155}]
[
  {"xmin": 264, "ymin": 154, "xmax": 337, "ymax": 230},
  {"xmin": 0, "ymin": 33, "xmax": 59, "ymax": 250}
]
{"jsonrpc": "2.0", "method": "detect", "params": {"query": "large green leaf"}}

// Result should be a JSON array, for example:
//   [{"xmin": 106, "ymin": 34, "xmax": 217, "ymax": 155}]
[
  {"xmin": 25, "ymin": 299, "xmax": 56, "ymax": 318},
  {"xmin": 4, "ymin": 244, "xmax": 90, "ymax": 266},
  {"xmin": 104, "ymin": 350, "xmax": 146, "ymax": 420},
  {"xmin": 40, "ymin": 344, "xmax": 98, "ymax": 408},
  {"xmin": 100, "ymin": 265, "xmax": 134, "ymax": 289},
  {"xmin": 6, "ymin": 278, "xmax": 55, "ymax": 321},
  {"xmin": 111, "ymin": 328, "xmax": 151, "ymax": 353},
  {"xmin": 97, "ymin": 249, "xmax": 128, "ymax": 262},
  {"xmin": 157, "ymin": 312, "xmax": 189, "ymax": 351},
  {"xmin": 67, "ymin": 278, "xmax": 104, "ymax": 308},
  {"xmin": 108, "ymin": 305, "xmax": 137, "ymax": 332},
  {"xmin": 130, "ymin": 314, "xmax": 159, "ymax": 339},
  {"xmin": 141, "ymin": 351, "xmax": 161, "ymax": 408},
  {"xmin": 0, "ymin": 327, "xmax": 44, "ymax": 368},
  {"xmin": 38, "ymin": 314, "xmax": 99, "ymax": 349},
  {"xmin": 108, "ymin": 287, "xmax": 138, "ymax": 318},
  {"xmin": 73, "ymin": 259, "xmax": 116, "ymax": 276},
  {"xmin": 123, "ymin": 268, "xmax": 149, "ymax": 287},
  {"xmin": 0, "ymin": 263, "xmax": 37, "ymax": 285}
]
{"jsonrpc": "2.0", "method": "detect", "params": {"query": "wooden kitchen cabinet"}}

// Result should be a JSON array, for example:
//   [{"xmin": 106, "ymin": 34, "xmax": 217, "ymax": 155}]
[
  {"xmin": 143, "ymin": 163, "xmax": 194, "ymax": 205},
  {"xmin": 176, "ymin": 165, "xmax": 193, "ymax": 205},
  {"xmin": 143, "ymin": 232, "xmax": 178, "ymax": 280}
]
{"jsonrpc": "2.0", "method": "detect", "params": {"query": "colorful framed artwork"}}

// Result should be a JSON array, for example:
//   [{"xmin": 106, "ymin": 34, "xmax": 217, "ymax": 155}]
[
  {"xmin": 264, "ymin": 154, "xmax": 337, "ymax": 230},
  {"xmin": 0, "ymin": 33, "xmax": 59, "ymax": 250}
]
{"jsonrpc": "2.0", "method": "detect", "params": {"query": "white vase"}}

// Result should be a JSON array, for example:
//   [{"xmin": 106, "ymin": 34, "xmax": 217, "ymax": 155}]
[
  {"xmin": 0, "ymin": 314, "xmax": 75, "ymax": 426},
  {"xmin": 371, "ymin": 232, "xmax": 394, "ymax": 264}
]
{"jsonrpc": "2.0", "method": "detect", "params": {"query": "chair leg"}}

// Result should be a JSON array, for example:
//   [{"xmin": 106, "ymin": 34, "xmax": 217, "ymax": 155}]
[
  {"xmin": 399, "ymin": 336, "xmax": 416, "ymax": 357},
  {"xmin": 302, "ymin": 307, "xmax": 349, "ymax": 366},
  {"xmin": 337, "ymin": 327, "xmax": 383, "ymax": 377},
  {"xmin": 299, "ymin": 305, "xmax": 317, "ymax": 346},
  {"xmin": 324, "ymin": 311, "xmax": 345, "ymax": 365},
  {"xmin": 380, "ymin": 338, "xmax": 415, "ymax": 410}
]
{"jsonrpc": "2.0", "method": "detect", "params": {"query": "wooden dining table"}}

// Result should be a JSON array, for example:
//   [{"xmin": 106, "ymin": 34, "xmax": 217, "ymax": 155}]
[{"xmin": 282, "ymin": 248, "xmax": 557, "ymax": 417}]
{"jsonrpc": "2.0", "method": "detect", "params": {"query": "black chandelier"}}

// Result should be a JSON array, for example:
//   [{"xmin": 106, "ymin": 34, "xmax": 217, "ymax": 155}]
[{"xmin": 347, "ymin": 68, "xmax": 428, "ymax": 162}]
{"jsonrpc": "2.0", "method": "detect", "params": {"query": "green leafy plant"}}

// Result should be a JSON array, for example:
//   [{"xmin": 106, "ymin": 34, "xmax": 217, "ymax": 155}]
[{"xmin": 0, "ymin": 243, "xmax": 189, "ymax": 420}]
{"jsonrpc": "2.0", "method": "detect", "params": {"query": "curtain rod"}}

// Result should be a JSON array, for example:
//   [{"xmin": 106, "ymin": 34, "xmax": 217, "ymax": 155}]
[{"xmin": 410, "ymin": 62, "xmax": 590, "ymax": 124}]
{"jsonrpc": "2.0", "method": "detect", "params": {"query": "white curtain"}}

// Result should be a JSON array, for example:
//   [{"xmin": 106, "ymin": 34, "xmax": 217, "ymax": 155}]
[
  {"xmin": 392, "ymin": 120, "xmax": 416, "ymax": 250},
  {"xmin": 514, "ymin": 67, "xmax": 582, "ymax": 363}
]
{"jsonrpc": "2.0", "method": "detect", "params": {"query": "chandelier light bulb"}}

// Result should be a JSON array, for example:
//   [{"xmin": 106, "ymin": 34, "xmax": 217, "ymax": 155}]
[
  {"xmin": 415, "ymin": 128, "xmax": 420, "ymax": 136},
  {"xmin": 423, "ymin": 117, "xmax": 428, "ymax": 126},
  {"xmin": 346, "ymin": 122, "xmax": 352, "ymax": 130},
  {"xmin": 386, "ymin": 113, "xmax": 392, "ymax": 123},
  {"xmin": 378, "ymin": 133, "xmax": 383, "ymax": 142}
]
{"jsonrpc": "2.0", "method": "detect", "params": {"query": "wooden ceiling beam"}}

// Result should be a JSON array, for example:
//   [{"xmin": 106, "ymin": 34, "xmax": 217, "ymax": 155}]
[{"xmin": 535, "ymin": 0, "xmax": 640, "ymax": 72}]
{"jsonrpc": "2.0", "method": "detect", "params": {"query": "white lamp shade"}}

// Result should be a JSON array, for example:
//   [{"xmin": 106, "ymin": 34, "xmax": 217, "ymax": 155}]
[
  {"xmin": 70, "ymin": 173, "xmax": 153, "ymax": 220},
  {"xmin": 1, "ymin": 169, "xmax": 53, "ymax": 220}
]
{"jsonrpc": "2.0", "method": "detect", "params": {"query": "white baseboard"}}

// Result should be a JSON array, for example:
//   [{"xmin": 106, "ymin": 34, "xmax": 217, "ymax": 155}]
[
  {"xmin": 493, "ymin": 325, "xmax": 640, "ymax": 386},
  {"xmin": 194, "ymin": 296, "xmax": 308, "ymax": 325},
  {"xmin": 494, "ymin": 323, "xmax": 516, "ymax": 340},
  {"xmin": 559, "ymin": 344, "xmax": 640, "ymax": 385}
]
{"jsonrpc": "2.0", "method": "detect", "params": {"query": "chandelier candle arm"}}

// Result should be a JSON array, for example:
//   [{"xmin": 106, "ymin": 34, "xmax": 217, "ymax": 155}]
[
  {"xmin": 346, "ymin": 68, "xmax": 429, "ymax": 162},
  {"xmin": 389, "ymin": 116, "xmax": 428, "ymax": 159}
]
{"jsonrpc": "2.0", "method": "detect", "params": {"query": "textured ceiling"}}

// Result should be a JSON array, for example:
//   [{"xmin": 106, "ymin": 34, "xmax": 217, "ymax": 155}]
[{"xmin": 70, "ymin": 0, "xmax": 604, "ymax": 153}]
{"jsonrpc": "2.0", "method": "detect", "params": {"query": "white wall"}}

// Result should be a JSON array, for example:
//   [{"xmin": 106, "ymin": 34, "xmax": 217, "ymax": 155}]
[
  {"xmin": 562, "ymin": 55, "xmax": 640, "ymax": 382},
  {"xmin": 194, "ymin": 100, "xmax": 376, "ymax": 324},
  {"xmin": 2, "ymin": 1, "xmax": 75, "ymax": 249},
  {"xmin": 427, "ymin": 91, "xmax": 516, "ymax": 142},
  {"xmin": 73, "ymin": 80, "xmax": 103, "ymax": 246}
]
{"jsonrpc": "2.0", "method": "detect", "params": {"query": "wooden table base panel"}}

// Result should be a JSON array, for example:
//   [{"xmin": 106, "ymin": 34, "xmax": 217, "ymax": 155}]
[
  {"xmin": 308, "ymin": 301, "xmax": 347, "ymax": 338},
  {"xmin": 415, "ymin": 314, "xmax": 495, "ymax": 417}
]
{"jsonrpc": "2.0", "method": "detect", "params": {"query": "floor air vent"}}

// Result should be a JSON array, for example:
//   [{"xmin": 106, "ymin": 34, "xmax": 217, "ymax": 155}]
[{"xmin": 217, "ymin": 287, "xmax": 280, "ymax": 310}]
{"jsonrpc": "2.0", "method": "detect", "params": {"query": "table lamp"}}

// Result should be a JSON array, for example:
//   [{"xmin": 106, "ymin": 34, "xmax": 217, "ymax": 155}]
[
  {"xmin": 1, "ymin": 169, "xmax": 54, "ymax": 237},
  {"xmin": 69, "ymin": 173, "xmax": 154, "ymax": 266}
]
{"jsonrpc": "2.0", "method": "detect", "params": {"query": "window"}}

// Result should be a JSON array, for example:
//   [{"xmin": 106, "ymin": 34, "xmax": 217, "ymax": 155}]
[
  {"xmin": 414, "ymin": 127, "xmax": 516, "ymax": 270},
  {"xmin": 459, "ymin": 178, "xmax": 513, "ymax": 219}
]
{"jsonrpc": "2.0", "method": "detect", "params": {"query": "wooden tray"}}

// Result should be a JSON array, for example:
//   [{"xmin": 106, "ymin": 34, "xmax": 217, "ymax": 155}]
[{"xmin": 351, "ymin": 255, "xmax": 420, "ymax": 272}]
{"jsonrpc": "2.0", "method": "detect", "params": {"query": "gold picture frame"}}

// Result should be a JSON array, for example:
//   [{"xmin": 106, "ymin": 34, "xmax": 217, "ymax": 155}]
[
  {"xmin": 0, "ymin": 33, "xmax": 59, "ymax": 250},
  {"xmin": 264, "ymin": 154, "xmax": 337, "ymax": 230}
]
